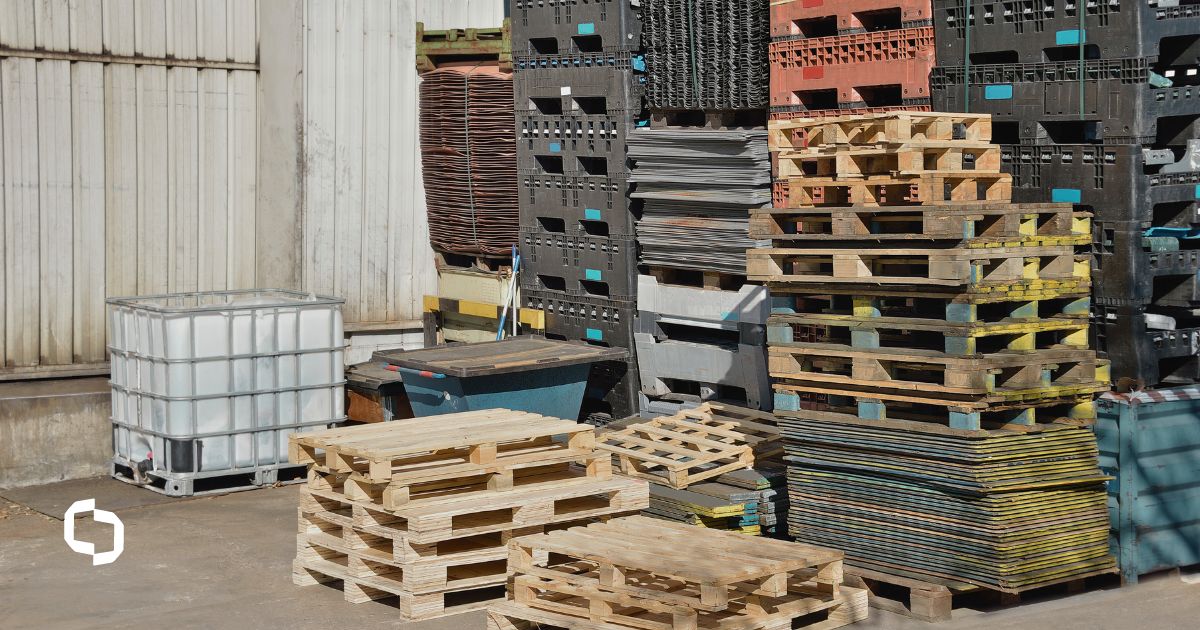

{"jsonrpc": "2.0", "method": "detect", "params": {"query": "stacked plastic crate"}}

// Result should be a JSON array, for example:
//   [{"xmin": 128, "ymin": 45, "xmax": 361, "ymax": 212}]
[
  {"xmin": 769, "ymin": 0, "xmax": 936, "ymax": 120},
  {"xmin": 929, "ymin": 2, "xmax": 1200, "ymax": 387},
  {"xmin": 511, "ymin": 0, "xmax": 645, "ymax": 421},
  {"xmin": 631, "ymin": 0, "xmax": 774, "ymax": 414}
]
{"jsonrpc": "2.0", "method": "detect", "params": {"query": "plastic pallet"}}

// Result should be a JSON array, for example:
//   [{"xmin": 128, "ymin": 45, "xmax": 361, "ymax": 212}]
[
  {"xmin": 1092, "ymin": 222, "xmax": 1200, "ymax": 308},
  {"xmin": 933, "ymin": 0, "xmax": 1200, "ymax": 62},
  {"xmin": 517, "ymin": 109, "xmax": 638, "ymax": 170},
  {"xmin": 1094, "ymin": 304, "xmax": 1200, "ymax": 387},
  {"xmin": 771, "ymin": 0, "xmax": 934, "ymax": 39},
  {"xmin": 1002, "ymin": 143, "xmax": 1200, "ymax": 225},
  {"xmin": 525, "ymin": 288, "xmax": 637, "ymax": 348},
  {"xmin": 769, "ymin": 27, "xmax": 935, "ymax": 112},
  {"xmin": 931, "ymin": 58, "xmax": 1200, "ymax": 145},
  {"xmin": 513, "ymin": 55, "xmax": 645, "ymax": 113},
  {"xmin": 520, "ymin": 230, "xmax": 639, "ymax": 301},
  {"xmin": 511, "ymin": 0, "xmax": 642, "ymax": 57},
  {"xmin": 633, "ymin": 332, "xmax": 771, "ymax": 411},
  {"xmin": 518, "ymin": 172, "xmax": 639, "ymax": 237},
  {"xmin": 582, "ymin": 355, "xmax": 641, "ymax": 422},
  {"xmin": 637, "ymin": 275, "xmax": 770, "ymax": 326}
]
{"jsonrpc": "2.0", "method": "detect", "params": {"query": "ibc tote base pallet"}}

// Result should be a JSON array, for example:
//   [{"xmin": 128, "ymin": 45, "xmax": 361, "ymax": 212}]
[{"xmin": 110, "ymin": 458, "xmax": 307, "ymax": 498}]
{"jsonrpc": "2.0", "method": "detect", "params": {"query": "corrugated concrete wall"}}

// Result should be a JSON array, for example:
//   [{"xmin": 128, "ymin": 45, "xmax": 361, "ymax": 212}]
[
  {"xmin": 0, "ymin": 0, "xmax": 261, "ymax": 379},
  {"xmin": 299, "ymin": 0, "xmax": 506, "ymax": 330}
]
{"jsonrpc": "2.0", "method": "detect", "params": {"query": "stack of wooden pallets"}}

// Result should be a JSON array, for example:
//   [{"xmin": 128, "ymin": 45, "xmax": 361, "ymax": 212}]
[
  {"xmin": 748, "ymin": 111, "xmax": 1116, "ymax": 613},
  {"xmin": 597, "ymin": 403, "xmax": 787, "ymax": 536},
  {"xmin": 287, "ymin": 409, "xmax": 649, "ymax": 623},
  {"xmin": 486, "ymin": 515, "xmax": 869, "ymax": 630}
]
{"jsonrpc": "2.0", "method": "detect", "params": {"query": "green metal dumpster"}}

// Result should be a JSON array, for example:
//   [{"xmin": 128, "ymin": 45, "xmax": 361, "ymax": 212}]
[
  {"xmin": 374, "ymin": 337, "xmax": 628, "ymax": 420},
  {"xmin": 1096, "ymin": 389, "xmax": 1200, "ymax": 584}
]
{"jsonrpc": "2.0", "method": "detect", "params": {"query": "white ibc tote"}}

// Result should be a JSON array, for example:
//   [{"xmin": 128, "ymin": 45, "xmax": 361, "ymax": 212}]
[{"xmin": 107, "ymin": 290, "xmax": 345, "ymax": 494}]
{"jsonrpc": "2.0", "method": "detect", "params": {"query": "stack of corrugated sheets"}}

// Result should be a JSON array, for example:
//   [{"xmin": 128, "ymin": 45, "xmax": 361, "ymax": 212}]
[
  {"xmin": 780, "ymin": 411, "xmax": 1117, "ymax": 592},
  {"xmin": 419, "ymin": 62, "xmax": 518, "ymax": 256}
]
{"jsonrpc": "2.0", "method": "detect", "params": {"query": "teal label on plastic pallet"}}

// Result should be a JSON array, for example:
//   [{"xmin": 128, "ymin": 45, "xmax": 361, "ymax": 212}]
[
  {"xmin": 586, "ymin": 328, "xmax": 603, "ymax": 341},
  {"xmin": 585, "ymin": 269, "xmax": 602, "ymax": 281},
  {"xmin": 1055, "ymin": 29, "xmax": 1084, "ymax": 45},
  {"xmin": 584, "ymin": 208, "xmax": 602, "ymax": 220},
  {"xmin": 578, "ymin": 23, "xmax": 595, "ymax": 35},
  {"xmin": 549, "ymin": 143, "xmax": 561, "ymax": 153},
  {"xmin": 1194, "ymin": 184, "xmax": 1200, "ymax": 199},
  {"xmin": 984, "ymin": 84, "xmax": 1013, "ymax": 100},
  {"xmin": 1052, "ymin": 189, "xmax": 1083, "ymax": 204}
]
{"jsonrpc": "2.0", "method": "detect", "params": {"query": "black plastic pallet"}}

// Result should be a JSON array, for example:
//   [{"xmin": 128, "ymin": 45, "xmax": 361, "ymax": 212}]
[
  {"xmin": 524, "ymin": 288, "xmax": 637, "ymax": 349},
  {"xmin": 520, "ymin": 230, "xmax": 639, "ymax": 301},
  {"xmin": 1092, "ymin": 222, "xmax": 1200, "ymax": 308},
  {"xmin": 513, "ymin": 55, "xmax": 645, "ymax": 113},
  {"xmin": 518, "ymin": 172, "xmax": 640, "ymax": 238},
  {"xmin": 582, "ymin": 355, "xmax": 641, "ymax": 423},
  {"xmin": 933, "ymin": 0, "xmax": 1200, "ymax": 63},
  {"xmin": 517, "ymin": 109, "xmax": 639, "ymax": 169},
  {"xmin": 1093, "ymin": 304, "xmax": 1200, "ymax": 387},
  {"xmin": 932, "ymin": 58, "xmax": 1200, "ymax": 145},
  {"xmin": 511, "ymin": 0, "xmax": 642, "ymax": 57},
  {"xmin": 1002, "ymin": 143, "xmax": 1200, "ymax": 225}
]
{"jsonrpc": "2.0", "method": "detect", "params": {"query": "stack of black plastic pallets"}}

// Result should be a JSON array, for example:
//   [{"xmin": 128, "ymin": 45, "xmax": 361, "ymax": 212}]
[
  {"xmin": 511, "ymin": 0, "xmax": 646, "ymax": 422},
  {"xmin": 930, "ymin": 2, "xmax": 1200, "ymax": 387}
]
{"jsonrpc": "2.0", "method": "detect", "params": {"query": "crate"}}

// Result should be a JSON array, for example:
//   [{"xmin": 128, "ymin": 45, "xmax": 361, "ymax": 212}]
[
  {"xmin": 1096, "ymin": 388, "xmax": 1200, "ymax": 584},
  {"xmin": 513, "ymin": 57, "xmax": 645, "ymax": 113},
  {"xmin": 1092, "ymin": 223, "xmax": 1200, "ymax": 308},
  {"xmin": 637, "ymin": 274, "xmax": 770, "ymax": 327},
  {"xmin": 520, "ymin": 231, "xmax": 639, "ymax": 301},
  {"xmin": 107, "ymin": 290, "xmax": 345, "ymax": 484},
  {"xmin": 931, "ymin": 59, "xmax": 1200, "ymax": 145},
  {"xmin": 526, "ymin": 289, "xmax": 637, "ymax": 348},
  {"xmin": 772, "ymin": 0, "xmax": 934, "ymax": 39},
  {"xmin": 769, "ymin": 27, "xmax": 935, "ymax": 114},
  {"xmin": 1094, "ymin": 305, "xmax": 1200, "ymax": 387},
  {"xmin": 933, "ymin": 0, "xmax": 1200, "ymax": 63},
  {"xmin": 511, "ymin": 0, "xmax": 641, "ymax": 56},
  {"xmin": 516, "ymin": 109, "xmax": 637, "ymax": 169},
  {"xmin": 634, "ymin": 331, "xmax": 772, "ymax": 411},
  {"xmin": 584, "ymin": 355, "xmax": 642, "ymax": 421},
  {"xmin": 518, "ymin": 172, "xmax": 639, "ymax": 237},
  {"xmin": 1003, "ymin": 143, "xmax": 1200, "ymax": 224}
]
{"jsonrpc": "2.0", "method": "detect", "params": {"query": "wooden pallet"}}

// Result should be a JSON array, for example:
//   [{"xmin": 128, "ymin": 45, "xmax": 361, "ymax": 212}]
[
  {"xmin": 746, "ymin": 246, "xmax": 1086, "ymax": 287},
  {"xmin": 290, "ymin": 409, "xmax": 609, "ymax": 510},
  {"xmin": 775, "ymin": 143, "xmax": 1002, "ymax": 180},
  {"xmin": 493, "ymin": 515, "xmax": 867, "ymax": 630},
  {"xmin": 676, "ymin": 404, "xmax": 782, "ymax": 459},
  {"xmin": 764, "ymin": 277, "xmax": 1093, "ymax": 303},
  {"xmin": 292, "ymin": 554, "xmax": 507, "ymax": 620},
  {"xmin": 768, "ymin": 112, "xmax": 993, "ymax": 151},
  {"xmin": 773, "ymin": 172, "xmax": 1012, "ymax": 207},
  {"xmin": 768, "ymin": 344, "xmax": 1106, "ymax": 397},
  {"xmin": 299, "ymin": 475, "xmax": 649, "ymax": 545},
  {"xmin": 748, "ymin": 203, "xmax": 1089, "ymax": 245},
  {"xmin": 772, "ymin": 385, "xmax": 1104, "ymax": 430},
  {"xmin": 598, "ymin": 413, "xmax": 766, "ymax": 490},
  {"xmin": 645, "ymin": 266, "xmax": 749, "ymax": 291},
  {"xmin": 416, "ymin": 20, "xmax": 512, "ymax": 73}
]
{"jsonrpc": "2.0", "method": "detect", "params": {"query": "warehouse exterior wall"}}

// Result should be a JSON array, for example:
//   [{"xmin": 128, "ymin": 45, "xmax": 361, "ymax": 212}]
[
  {"xmin": 298, "ymin": 0, "xmax": 506, "ymax": 330},
  {"xmin": 0, "ymin": 0, "xmax": 264, "ymax": 380}
]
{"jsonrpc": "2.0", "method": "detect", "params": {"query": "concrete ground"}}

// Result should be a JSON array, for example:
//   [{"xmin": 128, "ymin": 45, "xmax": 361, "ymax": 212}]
[{"xmin": 0, "ymin": 478, "xmax": 1196, "ymax": 630}]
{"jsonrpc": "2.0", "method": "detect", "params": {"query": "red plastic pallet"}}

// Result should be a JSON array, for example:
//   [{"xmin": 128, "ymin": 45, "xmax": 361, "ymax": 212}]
[
  {"xmin": 771, "ymin": 0, "xmax": 934, "ymax": 39},
  {"xmin": 769, "ymin": 27, "xmax": 934, "ymax": 111}
]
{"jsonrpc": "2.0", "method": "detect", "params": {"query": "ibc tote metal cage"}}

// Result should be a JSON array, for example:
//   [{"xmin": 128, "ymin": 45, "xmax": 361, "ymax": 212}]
[{"xmin": 107, "ymin": 289, "xmax": 346, "ymax": 496}]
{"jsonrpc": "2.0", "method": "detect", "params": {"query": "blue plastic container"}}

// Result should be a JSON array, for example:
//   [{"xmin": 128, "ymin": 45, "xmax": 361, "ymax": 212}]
[{"xmin": 375, "ymin": 337, "xmax": 628, "ymax": 420}]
